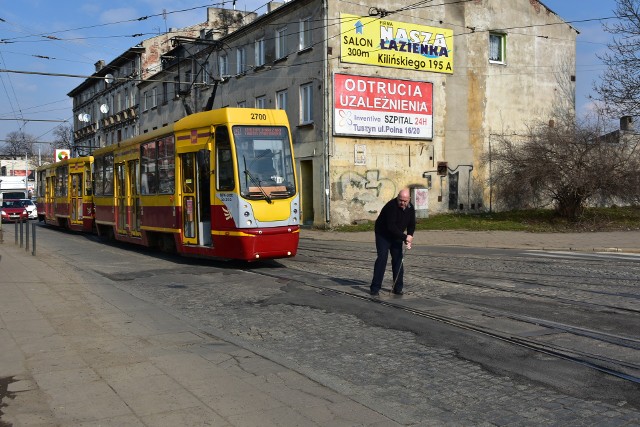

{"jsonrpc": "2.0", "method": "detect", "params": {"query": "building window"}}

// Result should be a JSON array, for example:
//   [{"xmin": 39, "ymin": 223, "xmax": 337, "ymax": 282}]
[
  {"xmin": 143, "ymin": 91, "xmax": 149, "ymax": 111},
  {"xmin": 184, "ymin": 70, "xmax": 192, "ymax": 93},
  {"xmin": 489, "ymin": 33, "xmax": 506, "ymax": 63},
  {"xmin": 299, "ymin": 17, "xmax": 312, "ymax": 50},
  {"xmin": 116, "ymin": 91, "xmax": 122, "ymax": 112},
  {"xmin": 237, "ymin": 47, "xmax": 246, "ymax": 74},
  {"xmin": 162, "ymin": 82, "xmax": 168, "ymax": 104},
  {"xmin": 219, "ymin": 54, "xmax": 228, "ymax": 77},
  {"xmin": 255, "ymin": 38, "xmax": 265, "ymax": 67},
  {"xmin": 237, "ymin": 100, "xmax": 246, "ymax": 108},
  {"xmin": 124, "ymin": 88, "xmax": 130, "ymax": 109},
  {"xmin": 174, "ymin": 76, "xmax": 180, "ymax": 98},
  {"xmin": 255, "ymin": 96, "xmax": 266, "ymax": 109},
  {"xmin": 276, "ymin": 27, "xmax": 287, "ymax": 59},
  {"xmin": 276, "ymin": 90, "xmax": 287, "ymax": 110},
  {"xmin": 300, "ymin": 83, "xmax": 313, "ymax": 124},
  {"xmin": 151, "ymin": 87, "xmax": 157, "ymax": 108},
  {"xmin": 202, "ymin": 65, "xmax": 209, "ymax": 84}
]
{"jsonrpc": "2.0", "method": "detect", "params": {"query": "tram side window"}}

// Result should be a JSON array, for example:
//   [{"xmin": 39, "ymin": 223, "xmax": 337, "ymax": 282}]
[
  {"xmin": 38, "ymin": 173, "xmax": 45, "ymax": 197},
  {"xmin": 94, "ymin": 157, "xmax": 104, "ymax": 196},
  {"xmin": 157, "ymin": 136, "xmax": 175, "ymax": 194},
  {"xmin": 216, "ymin": 126, "xmax": 234, "ymax": 191},
  {"xmin": 55, "ymin": 166, "xmax": 68, "ymax": 197},
  {"xmin": 85, "ymin": 164, "xmax": 92, "ymax": 196},
  {"xmin": 103, "ymin": 154, "xmax": 114, "ymax": 196},
  {"xmin": 141, "ymin": 141, "xmax": 157, "ymax": 194}
]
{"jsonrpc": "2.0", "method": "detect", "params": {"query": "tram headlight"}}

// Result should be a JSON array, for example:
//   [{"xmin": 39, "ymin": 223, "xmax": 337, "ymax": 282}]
[
  {"xmin": 246, "ymin": 219, "xmax": 253, "ymax": 226},
  {"xmin": 244, "ymin": 211, "xmax": 250, "ymax": 217}
]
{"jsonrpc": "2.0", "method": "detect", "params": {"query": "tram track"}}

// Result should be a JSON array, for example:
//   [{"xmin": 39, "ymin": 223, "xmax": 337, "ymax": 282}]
[
  {"xmin": 291, "ymin": 242, "xmax": 640, "ymax": 314},
  {"xmin": 256, "ymin": 266, "xmax": 640, "ymax": 384},
  {"xmin": 298, "ymin": 242, "xmax": 640, "ymax": 289},
  {"xmin": 37, "ymin": 228, "xmax": 640, "ymax": 385},
  {"xmin": 262, "ymin": 255, "xmax": 640, "ymax": 385},
  {"xmin": 285, "ymin": 251, "xmax": 640, "ymax": 316}
]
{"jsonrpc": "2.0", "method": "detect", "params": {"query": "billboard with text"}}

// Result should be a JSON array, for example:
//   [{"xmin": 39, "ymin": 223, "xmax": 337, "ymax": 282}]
[
  {"xmin": 340, "ymin": 13, "xmax": 453, "ymax": 74},
  {"xmin": 333, "ymin": 73, "xmax": 433, "ymax": 140}
]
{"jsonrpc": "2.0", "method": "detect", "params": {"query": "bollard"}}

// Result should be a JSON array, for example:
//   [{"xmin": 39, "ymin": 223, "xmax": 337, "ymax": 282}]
[
  {"xmin": 32, "ymin": 222, "xmax": 36, "ymax": 256},
  {"xmin": 19, "ymin": 219, "xmax": 24, "ymax": 248},
  {"xmin": 25, "ymin": 220, "xmax": 30, "ymax": 252},
  {"xmin": 15, "ymin": 220, "xmax": 18, "ymax": 245}
]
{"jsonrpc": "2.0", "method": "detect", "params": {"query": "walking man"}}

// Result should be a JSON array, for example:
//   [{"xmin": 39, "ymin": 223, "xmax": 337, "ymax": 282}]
[{"xmin": 370, "ymin": 188, "xmax": 416, "ymax": 296}]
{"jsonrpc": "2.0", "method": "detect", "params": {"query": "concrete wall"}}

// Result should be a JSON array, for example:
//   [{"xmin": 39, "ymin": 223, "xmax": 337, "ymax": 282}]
[{"xmin": 323, "ymin": 0, "xmax": 576, "ymax": 226}]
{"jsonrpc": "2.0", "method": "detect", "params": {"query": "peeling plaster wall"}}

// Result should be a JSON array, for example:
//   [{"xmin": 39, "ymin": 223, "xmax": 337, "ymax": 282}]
[{"xmin": 325, "ymin": 0, "xmax": 576, "ymax": 226}]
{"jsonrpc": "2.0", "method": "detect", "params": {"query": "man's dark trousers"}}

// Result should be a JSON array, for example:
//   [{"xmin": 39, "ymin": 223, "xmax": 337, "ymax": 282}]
[{"xmin": 370, "ymin": 233, "xmax": 404, "ymax": 294}]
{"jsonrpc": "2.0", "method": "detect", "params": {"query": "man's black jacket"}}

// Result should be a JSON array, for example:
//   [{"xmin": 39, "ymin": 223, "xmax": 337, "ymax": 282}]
[{"xmin": 374, "ymin": 197, "xmax": 416, "ymax": 242}]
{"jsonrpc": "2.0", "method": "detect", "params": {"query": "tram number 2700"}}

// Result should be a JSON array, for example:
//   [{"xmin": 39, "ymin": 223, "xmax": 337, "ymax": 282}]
[{"xmin": 251, "ymin": 113, "xmax": 267, "ymax": 120}]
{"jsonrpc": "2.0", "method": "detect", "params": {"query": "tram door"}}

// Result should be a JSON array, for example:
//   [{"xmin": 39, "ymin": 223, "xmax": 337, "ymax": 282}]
[
  {"xmin": 116, "ymin": 163, "xmax": 127, "ymax": 233},
  {"xmin": 181, "ymin": 153, "xmax": 198, "ymax": 245},
  {"xmin": 70, "ymin": 173, "xmax": 83, "ymax": 225},
  {"xmin": 128, "ymin": 160, "xmax": 141, "ymax": 235},
  {"xmin": 46, "ymin": 176, "xmax": 55, "ymax": 219},
  {"xmin": 181, "ymin": 150, "xmax": 211, "ymax": 246}
]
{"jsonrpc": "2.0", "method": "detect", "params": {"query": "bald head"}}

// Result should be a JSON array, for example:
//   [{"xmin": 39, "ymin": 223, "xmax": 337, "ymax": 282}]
[{"xmin": 396, "ymin": 188, "xmax": 410, "ymax": 209}]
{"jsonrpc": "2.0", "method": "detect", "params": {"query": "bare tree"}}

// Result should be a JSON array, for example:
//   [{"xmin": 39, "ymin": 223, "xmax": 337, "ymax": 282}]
[
  {"xmin": 52, "ymin": 124, "xmax": 73, "ymax": 150},
  {"xmin": 486, "ymin": 114, "xmax": 640, "ymax": 220},
  {"xmin": 1, "ymin": 131, "xmax": 36, "ymax": 157},
  {"xmin": 593, "ymin": 0, "xmax": 640, "ymax": 118}
]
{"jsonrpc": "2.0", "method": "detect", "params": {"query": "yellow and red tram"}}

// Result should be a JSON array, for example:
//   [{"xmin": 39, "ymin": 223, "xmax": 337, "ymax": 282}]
[
  {"xmin": 40, "ymin": 108, "xmax": 300, "ymax": 261},
  {"xmin": 37, "ymin": 156, "xmax": 94, "ymax": 232}
]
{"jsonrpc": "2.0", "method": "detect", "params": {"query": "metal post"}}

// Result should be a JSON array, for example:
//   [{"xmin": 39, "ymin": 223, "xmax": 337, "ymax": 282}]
[
  {"xmin": 19, "ymin": 219, "xmax": 24, "ymax": 248},
  {"xmin": 25, "ymin": 219, "xmax": 30, "ymax": 252},
  {"xmin": 32, "ymin": 222, "xmax": 36, "ymax": 256},
  {"xmin": 15, "ymin": 220, "xmax": 18, "ymax": 245},
  {"xmin": 488, "ymin": 134, "xmax": 493, "ymax": 213}
]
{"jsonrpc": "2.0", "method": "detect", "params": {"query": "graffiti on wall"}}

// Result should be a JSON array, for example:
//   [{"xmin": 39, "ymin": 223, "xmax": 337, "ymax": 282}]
[
  {"xmin": 332, "ymin": 170, "xmax": 398, "ymax": 224},
  {"xmin": 337, "ymin": 170, "xmax": 397, "ymax": 201}
]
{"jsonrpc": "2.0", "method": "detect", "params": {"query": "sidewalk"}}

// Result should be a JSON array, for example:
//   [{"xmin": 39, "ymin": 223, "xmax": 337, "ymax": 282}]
[
  {"xmin": 301, "ymin": 228, "xmax": 640, "ymax": 253},
  {"xmin": 0, "ymin": 240, "xmax": 397, "ymax": 426}
]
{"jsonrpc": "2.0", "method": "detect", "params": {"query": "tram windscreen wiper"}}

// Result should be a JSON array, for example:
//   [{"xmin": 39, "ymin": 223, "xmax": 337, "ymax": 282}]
[{"xmin": 243, "ymin": 156, "xmax": 272, "ymax": 204}]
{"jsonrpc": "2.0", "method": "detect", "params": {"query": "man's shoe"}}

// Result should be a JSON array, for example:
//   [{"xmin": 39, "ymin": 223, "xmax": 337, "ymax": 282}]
[
  {"xmin": 392, "ymin": 289, "xmax": 404, "ymax": 295},
  {"xmin": 370, "ymin": 290, "xmax": 379, "ymax": 296}
]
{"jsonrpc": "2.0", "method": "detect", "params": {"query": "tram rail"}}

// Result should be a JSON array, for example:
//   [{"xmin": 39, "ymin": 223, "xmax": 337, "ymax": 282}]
[{"xmin": 269, "ymin": 242, "xmax": 640, "ymax": 385}]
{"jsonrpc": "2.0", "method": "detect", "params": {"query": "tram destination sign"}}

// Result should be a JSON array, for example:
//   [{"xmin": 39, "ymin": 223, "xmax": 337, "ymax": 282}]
[
  {"xmin": 340, "ymin": 13, "xmax": 453, "ymax": 74},
  {"xmin": 333, "ymin": 73, "xmax": 433, "ymax": 140}
]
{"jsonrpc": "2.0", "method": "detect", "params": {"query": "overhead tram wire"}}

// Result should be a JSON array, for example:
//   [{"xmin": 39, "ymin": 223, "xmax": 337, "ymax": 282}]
[
  {"xmin": 0, "ymin": 0, "xmax": 625, "ymax": 114},
  {"xmin": 0, "ymin": 1, "xmax": 231, "ymax": 44}
]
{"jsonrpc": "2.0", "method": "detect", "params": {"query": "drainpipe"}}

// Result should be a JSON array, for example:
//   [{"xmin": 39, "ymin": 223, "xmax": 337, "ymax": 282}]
[{"xmin": 323, "ymin": 0, "xmax": 331, "ymax": 223}]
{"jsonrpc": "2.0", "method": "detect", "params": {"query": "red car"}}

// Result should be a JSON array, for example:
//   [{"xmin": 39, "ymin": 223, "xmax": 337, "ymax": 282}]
[{"xmin": 1, "ymin": 199, "xmax": 29, "ymax": 222}]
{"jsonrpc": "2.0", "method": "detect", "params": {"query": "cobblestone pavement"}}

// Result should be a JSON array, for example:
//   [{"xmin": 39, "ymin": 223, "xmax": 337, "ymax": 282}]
[
  {"xmin": 8, "ymin": 226, "xmax": 640, "ymax": 426},
  {"xmin": 94, "ymin": 248, "xmax": 640, "ymax": 426}
]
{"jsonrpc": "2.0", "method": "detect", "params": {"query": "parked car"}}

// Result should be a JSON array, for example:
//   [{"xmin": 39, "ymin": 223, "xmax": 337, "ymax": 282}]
[
  {"xmin": 1, "ymin": 199, "xmax": 28, "ymax": 222},
  {"xmin": 19, "ymin": 198, "xmax": 37, "ymax": 220}
]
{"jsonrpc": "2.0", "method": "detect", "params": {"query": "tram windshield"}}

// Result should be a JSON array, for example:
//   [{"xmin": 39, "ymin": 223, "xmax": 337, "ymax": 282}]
[{"xmin": 233, "ymin": 125, "xmax": 296, "ymax": 201}]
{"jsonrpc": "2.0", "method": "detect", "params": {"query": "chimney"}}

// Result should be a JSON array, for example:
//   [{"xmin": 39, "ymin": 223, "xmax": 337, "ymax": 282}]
[
  {"xmin": 267, "ymin": 1, "xmax": 284, "ymax": 12},
  {"xmin": 620, "ymin": 116, "xmax": 633, "ymax": 131},
  {"xmin": 95, "ymin": 60, "xmax": 106, "ymax": 72}
]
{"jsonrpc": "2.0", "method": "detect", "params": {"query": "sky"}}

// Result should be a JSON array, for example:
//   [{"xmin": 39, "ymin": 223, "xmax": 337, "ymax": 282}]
[{"xmin": 0, "ymin": 0, "xmax": 621, "ymax": 149}]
